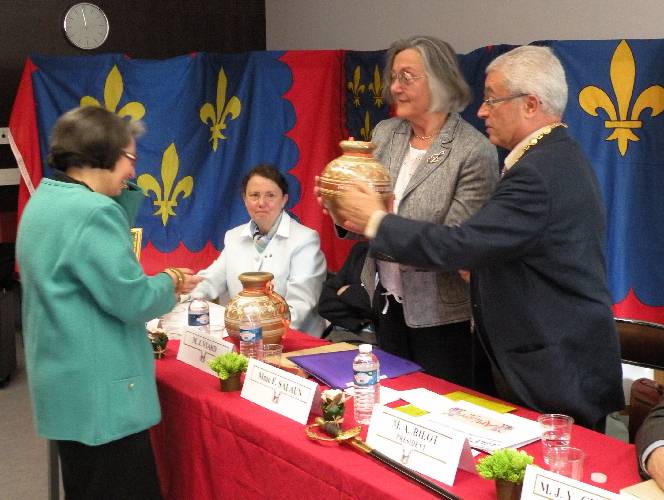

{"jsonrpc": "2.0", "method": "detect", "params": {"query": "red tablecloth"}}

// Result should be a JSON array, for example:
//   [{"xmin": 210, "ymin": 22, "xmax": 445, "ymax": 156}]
[{"xmin": 151, "ymin": 331, "xmax": 641, "ymax": 499}]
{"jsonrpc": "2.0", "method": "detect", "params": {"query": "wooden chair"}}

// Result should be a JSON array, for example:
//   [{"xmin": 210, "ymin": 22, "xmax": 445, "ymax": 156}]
[{"xmin": 615, "ymin": 317, "xmax": 664, "ymax": 442}]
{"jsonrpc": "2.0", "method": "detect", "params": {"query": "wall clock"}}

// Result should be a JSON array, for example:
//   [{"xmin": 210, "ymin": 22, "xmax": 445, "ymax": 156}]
[{"xmin": 63, "ymin": 3, "xmax": 109, "ymax": 50}]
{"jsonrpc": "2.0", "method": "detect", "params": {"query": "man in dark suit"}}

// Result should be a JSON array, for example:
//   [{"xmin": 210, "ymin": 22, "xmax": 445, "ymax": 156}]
[
  {"xmin": 331, "ymin": 45, "xmax": 624, "ymax": 430},
  {"xmin": 636, "ymin": 396, "xmax": 664, "ymax": 489}
]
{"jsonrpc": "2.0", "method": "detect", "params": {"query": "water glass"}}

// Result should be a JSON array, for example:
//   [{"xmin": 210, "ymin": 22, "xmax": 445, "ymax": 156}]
[
  {"xmin": 262, "ymin": 344, "xmax": 283, "ymax": 368},
  {"xmin": 538, "ymin": 413, "xmax": 574, "ymax": 464},
  {"xmin": 547, "ymin": 446, "xmax": 585, "ymax": 480}
]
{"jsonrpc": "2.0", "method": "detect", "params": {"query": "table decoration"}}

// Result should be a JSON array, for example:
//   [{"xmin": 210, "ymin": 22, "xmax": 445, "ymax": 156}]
[
  {"xmin": 224, "ymin": 272, "xmax": 290, "ymax": 347},
  {"xmin": 148, "ymin": 329, "xmax": 169, "ymax": 359},
  {"xmin": 208, "ymin": 352, "xmax": 248, "ymax": 391},
  {"xmin": 306, "ymin": 416, "xmax": 462, "ymax": 499},
  {"xmin": 476, "ymin": 448, "xmax": 533, "ymax": 500}
]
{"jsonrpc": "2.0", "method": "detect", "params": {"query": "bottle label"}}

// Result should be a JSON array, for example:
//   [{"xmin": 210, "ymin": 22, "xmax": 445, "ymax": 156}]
[
  {"xmin": 353, "ymin": 369, "xmax": 378, "ymax": 386},
  {"xmin": 239, "ymin": 326, "xmax": 262, "ymax": 342},
  {"xmin": 188, "ymin": 312, "xmax": 210, "ymax": 327}
]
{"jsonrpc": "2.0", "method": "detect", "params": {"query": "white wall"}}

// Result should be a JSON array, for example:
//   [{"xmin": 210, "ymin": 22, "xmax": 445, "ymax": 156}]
[{"xmin": 266, "ymin": 0, "xmax": 664, "ymax": 53}]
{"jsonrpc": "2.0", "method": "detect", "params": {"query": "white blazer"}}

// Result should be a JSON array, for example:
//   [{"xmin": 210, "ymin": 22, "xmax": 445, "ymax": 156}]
[{"xmin": 194, "ymin": 212, "xmax": 327, "ymax": 337}]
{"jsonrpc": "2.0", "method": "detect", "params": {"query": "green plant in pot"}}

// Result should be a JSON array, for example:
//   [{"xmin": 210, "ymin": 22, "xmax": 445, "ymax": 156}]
[
  {"xmin": 208, "ymin": 352, "xmax": 249, "ymax": 392},
  {"xmin": 476, "ymin": 448, "xmax": 534, "ymax": 500}
]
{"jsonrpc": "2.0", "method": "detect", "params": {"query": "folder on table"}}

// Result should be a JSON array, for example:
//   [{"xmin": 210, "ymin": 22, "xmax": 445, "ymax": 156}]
[{"xmin": 288, "ymin": 348, "xmax": 422, "ymax": 389}]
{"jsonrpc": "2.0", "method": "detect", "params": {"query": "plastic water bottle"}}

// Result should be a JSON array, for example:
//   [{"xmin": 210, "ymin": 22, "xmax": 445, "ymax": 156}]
[
  {"xmin": 187, "ymin": 293, "xmax": 210, "ymax": 334},
  {"xmin": 239, "ymin": 305, "xmax": 263, "ymax": 360},
  {"xmin": 353, "ymin": 344, "xmax": 380, "ymax": 425}
]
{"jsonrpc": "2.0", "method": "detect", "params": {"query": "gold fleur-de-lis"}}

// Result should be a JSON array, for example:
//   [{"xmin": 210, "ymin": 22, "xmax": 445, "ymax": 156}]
[
  {"xmin": 200, "ymin": 68, "xmax": 242, "ymax": 152},
  {"xmin": 368, "ymin": 65, "xmax": 384, "ymax": 107},
  {"xmin": 137, "ymin": 144, "xmax": 193, "ymax": 226},
  {"xmin": 359, "ymin": 111, "xmax": 372, "ymax": 141},
  {"xmin": 80, "ymin": 65, "xmax": 145, "ymax": 121},
  {"xmin": 347, "ymin": 66, "xmax": 366, "ymax": 108},
  {"xmin": 579, "ymin": 40, "xmax": 664, "ymax": 156}
]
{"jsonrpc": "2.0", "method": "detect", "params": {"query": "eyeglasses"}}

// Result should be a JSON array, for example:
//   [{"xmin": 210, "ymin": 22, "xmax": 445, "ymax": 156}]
[
  {"xmin": 121, "ymin": 150, "xmax": 138, "ymax": 165},
  {"xmin": 481, "ymin": 93, "xmax": 528, "ymax": 108},
  {"xmin": 390, "ymin": 71, "xmax": 426, "ymax": 86},
  {"xmin": 246, "ymin": 192, "xmax": 279, "ymax": 203}
]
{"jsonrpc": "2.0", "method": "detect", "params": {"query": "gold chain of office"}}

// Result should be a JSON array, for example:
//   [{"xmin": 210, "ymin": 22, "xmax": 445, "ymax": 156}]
[{"xmin": 512, "ymin": 122, "xmax": 567, "ymax": 165}]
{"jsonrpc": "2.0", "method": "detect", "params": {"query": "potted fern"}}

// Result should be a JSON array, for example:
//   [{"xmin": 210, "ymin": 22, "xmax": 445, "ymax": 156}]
[
  {"xmin": 208, "ymin": 352, "xmax": 249, "ymax": 392},
  {"xmin": 476, "ymin": 448, "xmax": 534, "ymax": 500}
]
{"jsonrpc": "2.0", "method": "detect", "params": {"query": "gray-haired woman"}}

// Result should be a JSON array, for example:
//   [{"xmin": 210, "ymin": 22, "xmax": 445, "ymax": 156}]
[{"xmin": 353, "ymin": 36, "xmax": 499, "ymax": 386}]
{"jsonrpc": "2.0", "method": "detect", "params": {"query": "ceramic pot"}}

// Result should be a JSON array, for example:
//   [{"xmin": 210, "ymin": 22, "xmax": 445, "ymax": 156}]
[
  {"xmin": 317, "ymin": 139, "xmax": 392, "ymax": 222},
  {"xmin": 220, "ymin": 373, "xmax": 242, "ymax": 392},
  {"xmin": 495, "ymin": 479, "xmax": 522, "ymax": 500},
  {"xmin": 224, "ymin": 272, "xmax": 290, "ymax": 347}
]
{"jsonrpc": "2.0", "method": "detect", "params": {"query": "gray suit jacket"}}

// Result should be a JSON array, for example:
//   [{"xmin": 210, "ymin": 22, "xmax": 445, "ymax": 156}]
[
  {"xmin": 636, "ymin": 395, "xmax": 664, "ymax": 477},
  {"xmin": 361, "ymin": 113, "xmax": 498, "ymax": 327}
]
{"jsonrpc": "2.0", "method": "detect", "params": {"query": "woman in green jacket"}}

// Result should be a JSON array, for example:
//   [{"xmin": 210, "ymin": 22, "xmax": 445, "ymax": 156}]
[{"xmin": 16, "ymin": 106, "xmax": 201, "ymax": 499}]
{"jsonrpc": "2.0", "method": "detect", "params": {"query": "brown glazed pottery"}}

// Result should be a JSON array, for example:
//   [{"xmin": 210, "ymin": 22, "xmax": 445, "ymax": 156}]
[
  {"xmin": 317, "ymin": 139, "xmax": 392, "ymax": 222},
  {"xmin": 224, "ymin": 272, "xmax": 290, "ymax": 346}
]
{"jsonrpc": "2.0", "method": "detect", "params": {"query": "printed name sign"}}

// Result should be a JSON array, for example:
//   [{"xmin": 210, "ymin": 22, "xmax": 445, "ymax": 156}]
[
  {"xmin": 176, "ymin": 331, "xmax": 235, "ymax": 376},
  {"xmin": 366, "ymin": 406, "xmax": 475, "ymax": 486},
  {"xmin": 521, "ymin": 465, "xmax": 622, "ymax": 500},
  {"xmin": 241, "ymin": 358, "xmax": 320, "ymax": 424}
]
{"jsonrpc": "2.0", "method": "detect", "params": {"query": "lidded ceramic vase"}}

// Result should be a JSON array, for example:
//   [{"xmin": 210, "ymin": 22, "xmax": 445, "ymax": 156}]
[
  {"xmin": 317, "ymin": 139, "xmax": 392, "ymax": 222},
  {"xmin": 224, "ymin": 272, "xmax": 290, "ymax": 346}
]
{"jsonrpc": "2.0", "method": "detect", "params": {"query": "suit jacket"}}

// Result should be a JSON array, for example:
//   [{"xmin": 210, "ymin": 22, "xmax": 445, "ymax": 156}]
[
  {"xmin": 318, "ymin": 241, "xmax": 372, "ymax": 332},
  {"xmin": 194, "ymin": 212, "xmax": 327, "ymax": 337},
  {"xmin": 371, "ymin": 127, "xmax": 624, "ymax": 426},
  {"xmin": 361, "ymin": 113, "xmax": 499, "ymax": 327},
  {"xmin": 636, "ymin": 395, "xmax": 664, "ymax": 477},
  {"xmin": 16, "ymin": 180, "xmax": 176, "ymax": 445}
]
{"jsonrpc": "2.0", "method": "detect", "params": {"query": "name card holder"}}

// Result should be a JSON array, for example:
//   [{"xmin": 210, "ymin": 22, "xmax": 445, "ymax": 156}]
[
  {"xmin": 521, "ymin": 465, "xmax": 622, "ymax": 500},
  {"xmin": 366, "ymin": 406, "xmax": 475, "ymax": 486},
  {"xmin": 176, "ymin": 331, "xmax": 235, "ymax": 376},
  {"xmin": 241, "ymin": 358, "xmax": 320, "ymax": 424}
]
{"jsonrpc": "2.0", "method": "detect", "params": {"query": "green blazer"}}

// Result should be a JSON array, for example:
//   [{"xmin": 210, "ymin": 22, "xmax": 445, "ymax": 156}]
[{"xmin": 16, "ymin": 179, "xmax": 176, "ymax": 445}]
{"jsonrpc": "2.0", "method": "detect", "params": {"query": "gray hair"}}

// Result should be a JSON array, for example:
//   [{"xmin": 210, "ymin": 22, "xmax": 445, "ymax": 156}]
[
  {"xmin": 383, "ymin": 36, "xmax": 471, "ymax": 113},
  {"xmin": 48, "ymin": 106, "xmax": 144, "ymax": 171},
  {"xmin": 486, "ymin": 45, "xmax": 568, "ymax": 116}
]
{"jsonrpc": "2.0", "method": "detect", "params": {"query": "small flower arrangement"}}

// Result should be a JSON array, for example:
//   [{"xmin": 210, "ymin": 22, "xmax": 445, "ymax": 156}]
[
  {"xmin": 208, "ymin": 352, "xmax": 249, "ymax": 381},
  {"xmin": 147, "ymin": 330, "xmax": 169, "ymax": 359},
  {"xmin": 321, "ymin": 389, "xmax": 346, "ymax": 424},
  {"xmin": 476, "ymin": 448, "xmax": 534, "ymax": 484}
]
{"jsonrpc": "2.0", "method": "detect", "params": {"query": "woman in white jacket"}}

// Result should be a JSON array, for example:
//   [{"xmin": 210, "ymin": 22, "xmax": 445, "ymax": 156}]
[{"xmin": 193, "ymin": 164, "xmax": 327, "ymax": 336}]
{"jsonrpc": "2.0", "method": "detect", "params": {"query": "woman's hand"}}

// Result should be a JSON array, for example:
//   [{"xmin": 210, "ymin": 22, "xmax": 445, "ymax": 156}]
[{"xmin": 164, "ymin": 267, "xmax": 203, "ymax": 294}]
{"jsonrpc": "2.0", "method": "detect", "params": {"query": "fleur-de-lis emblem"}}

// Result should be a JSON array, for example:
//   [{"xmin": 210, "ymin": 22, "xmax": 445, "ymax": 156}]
[
  {"xmin": 137, "ymin": 144, "xmax": 193, "ymax": 226},
  {"xmin": 579, "ymin": 40, "xmax": 664, "ymax": 156},
  {"xmin": 80, "ymin": 65, "xmax": 145, "ymax": 121},
  {"xmin": 200, "ymin": 68, "xmax": 242, "ymax": 152},
  {"xmin": 368, "ymin": 65, "xmax": 384, "ymax": 107},
  {"xmin": 359, "ymin": 111, "xmax": 372, "ymax": 141},
  {"xmin": 347, "ymin": 66, "xmax": 366, "ymax": 107}
]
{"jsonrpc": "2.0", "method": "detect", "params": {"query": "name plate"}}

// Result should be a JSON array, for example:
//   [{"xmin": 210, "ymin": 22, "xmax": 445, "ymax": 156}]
[
  {"xmin": 241, "ymin": 358, "xmax": 320, "ymax": 424},
  {"xmin": 521, "ymin": 465, "xmax": 622, "ymax": 500},
  {"xmin": 176, "ymin": 331, "xmax": 235, "ymax": 376},
  {"xmin": 366, "ymin": 406, "xmax": 475, "ymax": 486}
]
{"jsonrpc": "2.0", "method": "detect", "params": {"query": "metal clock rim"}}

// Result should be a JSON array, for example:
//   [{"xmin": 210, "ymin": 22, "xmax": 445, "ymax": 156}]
[{"xmin": 62, "ymin": 2, "xmax": 109, "ymax": 51}]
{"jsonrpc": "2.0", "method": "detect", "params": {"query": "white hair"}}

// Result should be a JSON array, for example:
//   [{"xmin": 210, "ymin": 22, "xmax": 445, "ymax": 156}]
[{"xmin": 487, "ymin": 45, "xmax": 568, "ymax": 116}]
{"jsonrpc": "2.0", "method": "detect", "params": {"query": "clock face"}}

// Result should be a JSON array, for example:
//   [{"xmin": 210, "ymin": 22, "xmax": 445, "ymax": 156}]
[{"xmin": 63, "ymin": 3, "xmax": 109, "ymax": 50}]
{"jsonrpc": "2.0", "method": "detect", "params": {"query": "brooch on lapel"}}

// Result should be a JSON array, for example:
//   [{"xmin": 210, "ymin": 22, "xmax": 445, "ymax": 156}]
[{"xmin": 427, "ymin": 150, "xmax": 446, "ymax": 163}]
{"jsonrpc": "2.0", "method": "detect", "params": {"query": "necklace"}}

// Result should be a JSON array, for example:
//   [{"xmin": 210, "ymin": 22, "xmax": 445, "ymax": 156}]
[
  {"xmin": 413, "ymin": 130, "xmax": 439, "ymax": 141},
  {"xmin": 512, "ymin": 122, "xmax": 567, "ymax": 165}
]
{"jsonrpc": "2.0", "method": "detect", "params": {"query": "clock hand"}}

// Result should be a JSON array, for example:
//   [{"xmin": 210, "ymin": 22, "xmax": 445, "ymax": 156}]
[{"xmin": 81, "ymin": 7, "xmax": 87, "ymax": 27}]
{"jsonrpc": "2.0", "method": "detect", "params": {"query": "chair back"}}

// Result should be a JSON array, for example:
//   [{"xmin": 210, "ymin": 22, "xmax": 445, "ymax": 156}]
[{"xmin": 615, "ymin": 317, "xmax": 664, "ymax": 370}]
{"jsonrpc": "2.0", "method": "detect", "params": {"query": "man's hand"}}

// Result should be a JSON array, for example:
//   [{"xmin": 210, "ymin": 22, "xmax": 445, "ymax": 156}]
[
  {"xmin": 334, "ymin": 181, "xmax": 387, "ymax": 234},
  {"xmin": 646, "ymin": 446, "xmax": 664, "ymax": 490}
]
